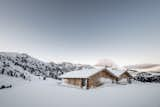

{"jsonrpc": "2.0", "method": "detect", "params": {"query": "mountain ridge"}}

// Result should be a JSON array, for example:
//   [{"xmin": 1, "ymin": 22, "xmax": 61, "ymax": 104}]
[{"xmin": 0, "ymin": 52, "xmax": 93, "ymax": 80}]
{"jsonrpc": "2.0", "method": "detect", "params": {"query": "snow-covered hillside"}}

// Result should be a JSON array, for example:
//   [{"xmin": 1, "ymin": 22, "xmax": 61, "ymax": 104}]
[
  {"xmin": 0, "ymin": 77, "xmax": 160, "ymax": 107},
  {"xmin": 0, "ymin": 52, "xmax": 93, "ymax": 80},
  {"xmin": 0, "ymin": 52, "xmax": 160, "ymax": 107}
]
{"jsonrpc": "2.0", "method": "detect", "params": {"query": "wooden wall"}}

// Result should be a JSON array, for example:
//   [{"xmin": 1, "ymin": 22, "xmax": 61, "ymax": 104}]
[
  {"xmin": 87, "ymin": 70, "xmax": 118, "ymax": 88},
  {"xmin": 64, "ymin": 78, "xmax": 82, "ymax": 87},
  {"xmin": 119, "ymin": 72, "xmax": 132, "ymax": 80}
]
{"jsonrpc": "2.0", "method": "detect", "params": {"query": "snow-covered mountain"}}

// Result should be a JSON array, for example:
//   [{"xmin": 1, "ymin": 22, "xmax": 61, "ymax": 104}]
[
  {"xmin": 125, "ymin": 64, "xmax": 160, "ymax": 69},
  {"xmin": 125, "ymin": 64, "xmax": 160, "ymax": 73},
  {"xmin": 125, "ymin": 64, "xmax": 160, "ymax": 82},
  {"xmin": 0, "ymin": 52, "xmax": 93, "ymax": 80},
  {"xmin": 57, "ymin": 62, "xmax": 93, "ymax": 72}
]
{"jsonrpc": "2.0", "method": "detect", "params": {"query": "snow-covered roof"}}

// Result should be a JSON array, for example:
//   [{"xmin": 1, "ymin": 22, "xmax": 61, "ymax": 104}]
[
  {"xmin": 107, "ymin": 68, "xmax": 126, "ymax": 77},
  {"xmin": 59, "ymin": 68, "xmax": 127, "ymax": 79},
  {"xmin": 59, "ymin": 68, "xmax": 103, "ymax": 78}
]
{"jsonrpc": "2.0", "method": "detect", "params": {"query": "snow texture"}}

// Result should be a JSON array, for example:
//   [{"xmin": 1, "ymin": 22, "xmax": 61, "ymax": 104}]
[
  {"xmin": 59, "ymin": 68, "xmax": 102, "ymax": 78},
  {"xmin": 0, "ymin": 52, "xmax": 93, "ymax": 80},
  {"xmin": 59, "ymin": 68, "xmax": 126, "ymax": 78},
  {"xmin": 0, "ymin": 76, "xmax": 160, "ymax": 107},
  {"xmin": 107, "ymin": 68, "xmax": 126, "ymax": 77}
]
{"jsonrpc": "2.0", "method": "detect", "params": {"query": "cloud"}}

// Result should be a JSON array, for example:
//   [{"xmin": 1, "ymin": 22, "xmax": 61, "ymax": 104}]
[{"xmin": 95, "ymin": 58, "xmax": 117, "ymax": 67}]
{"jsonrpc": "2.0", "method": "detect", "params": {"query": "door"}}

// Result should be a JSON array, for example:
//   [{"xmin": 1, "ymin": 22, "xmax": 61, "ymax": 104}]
[
  {"xmin": 81, "ymin": 78, "xmax": 86, "ymax": 87},
  {"xmin": 81, "ymin": 78, "xmax": 88, "ymax": 88}
]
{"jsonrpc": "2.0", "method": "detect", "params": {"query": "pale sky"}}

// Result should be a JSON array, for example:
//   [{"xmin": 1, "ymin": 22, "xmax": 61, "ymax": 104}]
[{"xmin": 0, "ymin": 0, "xmax": 160, "ymax": 66}]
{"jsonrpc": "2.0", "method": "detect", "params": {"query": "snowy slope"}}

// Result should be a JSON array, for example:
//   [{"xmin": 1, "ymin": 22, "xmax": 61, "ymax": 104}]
[
  {"xmin": 0, "ymin": 52, "xmax": 93, "ymax": 80},
  {"xmin": 0, "ymin": 79, "xmax": 160, "ymax": 107},
  {"xmin": 0, "ymin": 53, "xmax": 160, "ymax": 107},
  {"xmin": 0, "ymin": 75, "xmax": 30, "ymax": 88},
  {"xmin": 0, "ymin": 52, "xmax": 63, "ymax": 80}
]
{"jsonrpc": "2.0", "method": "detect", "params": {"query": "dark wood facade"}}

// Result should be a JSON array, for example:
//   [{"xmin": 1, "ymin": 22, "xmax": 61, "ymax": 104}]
[
  {"xmin": 87, "ymin": 69, "xmax": 118, "ymax": 88},
  {"xmin": 118, "ymin": 71, "xmax": 133, "ymax": 83}
]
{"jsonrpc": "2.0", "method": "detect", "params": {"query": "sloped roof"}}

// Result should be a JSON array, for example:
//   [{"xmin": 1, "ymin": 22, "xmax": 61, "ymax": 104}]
[
  {"xmin": 106, "ymin": 68, "xmax": 126, "ymax": 77},
  {"xmin": 59, "ymin": 68, "xmax": 127, "ymax": 79},
  {"xmin": 59, "ymin": 68, "xmax": 103, "ymax": 78}
]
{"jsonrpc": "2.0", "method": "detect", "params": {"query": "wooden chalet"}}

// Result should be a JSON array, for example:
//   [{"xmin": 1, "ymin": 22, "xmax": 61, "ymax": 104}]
[{"xmin": 59, "ymin": 68, "xmax": 132, "ymax": 89}]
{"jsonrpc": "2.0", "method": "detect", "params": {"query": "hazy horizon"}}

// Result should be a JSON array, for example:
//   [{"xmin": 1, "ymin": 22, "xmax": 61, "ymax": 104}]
[{"xmin": 0, "ymin": 0, "xmax": 160, "ymax": 66}]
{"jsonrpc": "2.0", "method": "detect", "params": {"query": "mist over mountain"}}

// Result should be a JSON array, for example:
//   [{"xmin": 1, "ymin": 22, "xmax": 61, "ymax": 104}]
[
  {"xmin": 125, "ymin": 64, "xmax": 160, "ymax": 73},
  {"xmin": 125, "ymin": 64, "xmax": 160, "ymax": 69}
]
